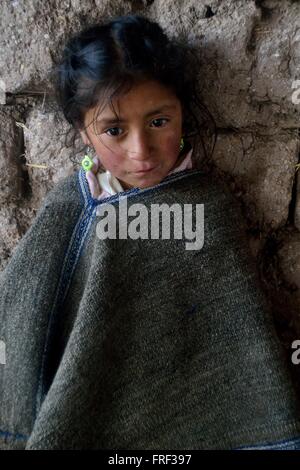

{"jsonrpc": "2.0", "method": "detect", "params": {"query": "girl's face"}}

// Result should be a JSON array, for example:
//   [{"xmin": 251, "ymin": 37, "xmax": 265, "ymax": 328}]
[{"xmin": 79, "ymin": 79, "xmax": 183, "ymax": 189}]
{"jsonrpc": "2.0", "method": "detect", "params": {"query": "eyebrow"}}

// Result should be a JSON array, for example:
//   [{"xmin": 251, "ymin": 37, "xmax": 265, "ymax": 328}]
[{"xmin": 97, "ymin": 104, "xmax": 177, "ymax": 125}]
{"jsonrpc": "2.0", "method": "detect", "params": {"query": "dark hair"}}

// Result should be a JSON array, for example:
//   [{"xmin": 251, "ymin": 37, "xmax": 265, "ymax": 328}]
[{"xmin": 52, "ymin": 14, "xmax": 217, "ymax": 169}]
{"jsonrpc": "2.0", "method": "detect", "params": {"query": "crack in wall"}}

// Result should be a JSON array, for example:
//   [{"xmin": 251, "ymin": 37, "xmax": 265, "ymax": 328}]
[
  {"xmin": 130, "ymin": 0, "xmax": 155, "ymax": 10},
  {"xmin": 205, "ymin": 5, "xmax": 215, "ymax": 18},
  {"xmin": 247, "ymin": 0, "xmax": 275, "ymax": 55},
  {"xmin": 17, "ymin": 128, "xmax": 32, "ymax": 202},
  {"xmin": 254, "ymin": 0, "xmax": 275, "ymax": 21},
  {"xmin": 1, "ymin": 93, "xmax": 40, "ymax": 204},
  {"xmin": 5, "ymin": 91, "xmax": 47, "ymax": 106}
]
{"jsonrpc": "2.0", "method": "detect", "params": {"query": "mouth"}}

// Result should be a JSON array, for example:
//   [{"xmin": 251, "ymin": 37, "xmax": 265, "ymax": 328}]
[{"xmin": 131, "ymin": 165, "xmax": 157, "ymax": 175}]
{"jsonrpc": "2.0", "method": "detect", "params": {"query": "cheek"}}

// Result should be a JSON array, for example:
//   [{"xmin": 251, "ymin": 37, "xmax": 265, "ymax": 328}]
[
  {"xmin": 90, "ymin": 136, "xmax": 123, "ymax": 165},
  {"xmin": 98, "ymin": 149, "xmax": 124, "ymax": 171},
  {"xmin": 162, "ymin": 133, "xmax": 180, "ymax": 155}
]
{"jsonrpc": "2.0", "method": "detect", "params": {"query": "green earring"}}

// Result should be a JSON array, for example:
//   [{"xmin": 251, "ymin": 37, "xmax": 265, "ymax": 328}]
[
  {"xmin": 81, "ymin": 146, "xmax": 94, "ymax": 172},
  {"xmin": 180, "ymin": 137, "xmax": 184, "ymax": 151}
]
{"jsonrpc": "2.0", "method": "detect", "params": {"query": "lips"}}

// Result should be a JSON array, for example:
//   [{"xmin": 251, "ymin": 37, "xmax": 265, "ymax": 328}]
[{"xmin": 131, "ymin": 165, "xmax": 157, "ymax": 174}]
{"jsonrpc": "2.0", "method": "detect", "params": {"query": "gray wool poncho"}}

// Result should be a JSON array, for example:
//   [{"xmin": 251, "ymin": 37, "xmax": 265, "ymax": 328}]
[{"xmin": 0, "ymin": 165, "xmax": 300, "ymax": 450}]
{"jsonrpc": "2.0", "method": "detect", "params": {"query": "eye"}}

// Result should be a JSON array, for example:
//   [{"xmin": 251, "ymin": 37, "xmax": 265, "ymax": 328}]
[
  {"xmin": 150, "ymin": 118, "xmax": 169, "ymax": 128},
  {"xmin": 103, "ymin": 118, "xmax": 169, "ymax": 136},
  {"xmin": 105, "ymin": 127, "xmax": 123, "ymax": 137}
]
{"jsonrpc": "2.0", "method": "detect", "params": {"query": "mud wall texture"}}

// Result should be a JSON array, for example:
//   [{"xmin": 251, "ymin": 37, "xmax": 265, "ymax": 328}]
[{"xmin": 0, "ymin": 1, "xmax": 299, "ymax": 346}]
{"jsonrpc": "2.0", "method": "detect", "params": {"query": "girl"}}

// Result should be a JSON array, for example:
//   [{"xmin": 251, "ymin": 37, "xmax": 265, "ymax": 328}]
[{"xmin": 1, "ymin": 14, "xmax": 300, "ymax": 450}]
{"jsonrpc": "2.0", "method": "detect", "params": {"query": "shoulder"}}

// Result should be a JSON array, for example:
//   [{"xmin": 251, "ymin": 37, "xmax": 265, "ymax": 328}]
[
  {"xmin": 42, "ymin": 170, "xmax": 84, "ymax": 209},
  {"xmin": 13, "ymin": 170, "xmax": 86, "ymax": 253}
]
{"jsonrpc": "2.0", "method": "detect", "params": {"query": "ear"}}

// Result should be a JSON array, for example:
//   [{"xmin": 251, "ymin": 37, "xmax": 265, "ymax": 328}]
[{"xmin": 79, "ymin": 129, "xmax": 90, "ymax": 146}]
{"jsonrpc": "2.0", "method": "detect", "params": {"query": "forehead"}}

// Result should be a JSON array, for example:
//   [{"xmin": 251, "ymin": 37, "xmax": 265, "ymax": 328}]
[{"xmin": 85, "ymin": 80, "xmax": 181, "ymax": 122}]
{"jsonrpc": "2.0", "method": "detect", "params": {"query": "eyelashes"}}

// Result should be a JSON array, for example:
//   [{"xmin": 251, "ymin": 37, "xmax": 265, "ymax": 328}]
[{"xmin": 104, "ymin": 117, "xmax": 170, "ymax": 137}]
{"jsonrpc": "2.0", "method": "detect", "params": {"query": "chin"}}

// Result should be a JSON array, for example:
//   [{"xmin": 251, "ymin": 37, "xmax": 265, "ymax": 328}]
[
  {"xmin": 132, "ymin": 175, "xmax": 166, "ymax": 189},
  {"xmin": 129, "ymin": 170, "xmax": 169, "ymax": 189}
]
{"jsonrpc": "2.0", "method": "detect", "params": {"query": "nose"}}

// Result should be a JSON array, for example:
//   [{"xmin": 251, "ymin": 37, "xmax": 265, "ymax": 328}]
[{"xmin": 125, "ymin": 130, "xmax": 153, "ymax": 161}]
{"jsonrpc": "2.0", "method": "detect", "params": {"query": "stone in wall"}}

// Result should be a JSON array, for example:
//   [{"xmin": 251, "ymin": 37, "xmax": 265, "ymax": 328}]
[
  {"xmin": 0, "ymin": 0, "xmax": 133, "ymax": 92},
  {"xmin": 212, "ymin": 130, "xmax": 299, "ymax": 231},
  {"xmin": 23, "ymin": 105, "xmax": 82, "ymax": 208}
]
